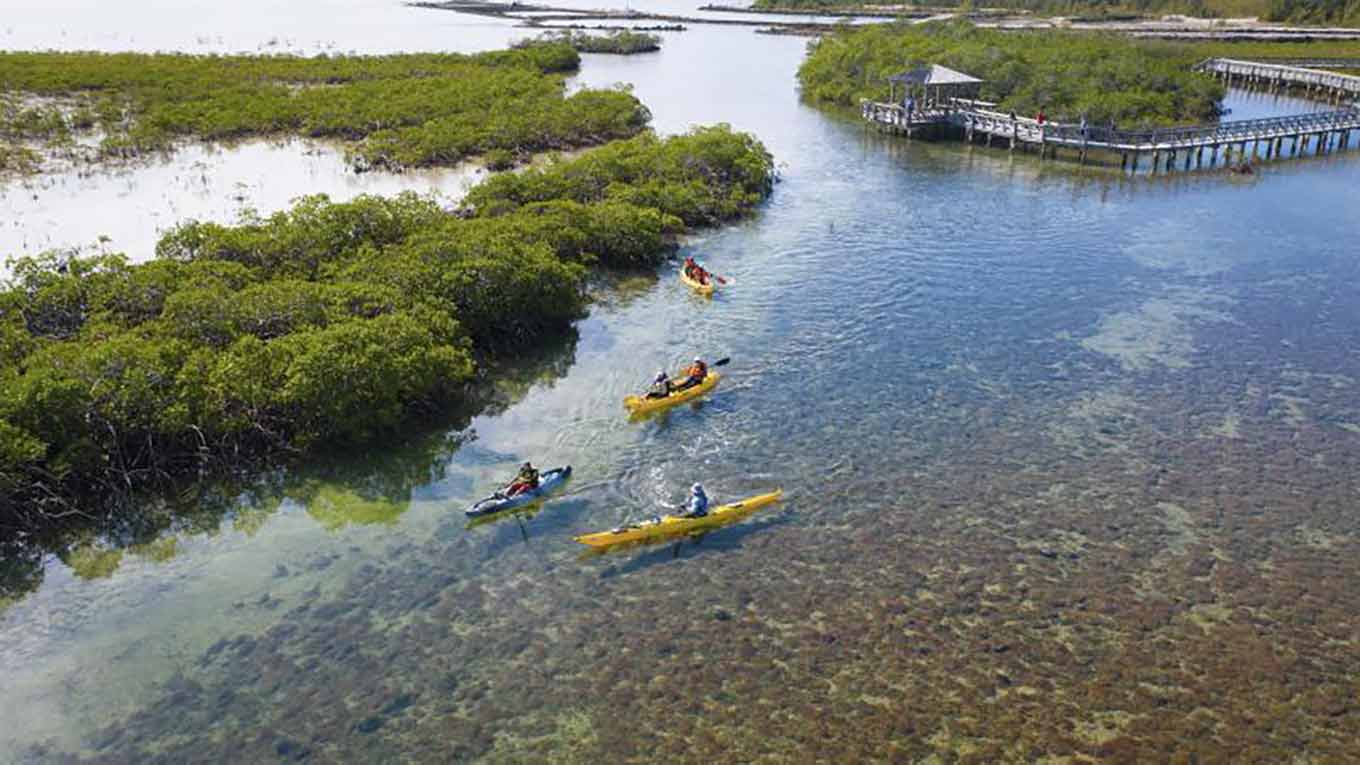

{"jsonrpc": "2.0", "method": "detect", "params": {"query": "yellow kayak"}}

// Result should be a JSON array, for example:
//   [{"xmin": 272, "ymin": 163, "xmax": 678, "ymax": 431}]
[
  {"xmin": 624, "ymin": 372, "xmax": 720, "ymax": 415},
  {"xmin": 679, "ymin": 266, "xmax": 716, "ymax": 296},
  {"xmin": 574, "ymin": 489, "xmax": 784, "ymax": 548}
]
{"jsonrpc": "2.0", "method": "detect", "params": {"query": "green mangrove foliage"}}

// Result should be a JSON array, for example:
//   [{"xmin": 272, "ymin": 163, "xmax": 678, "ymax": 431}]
[
  {"xmin": 466, "ymin": 126, "xmax": 776, "ymax": 227},
  {"xmin": 1266, "ymin": 0, "xmax": 1360, "ymax": 24},
  {"xmin": 516, "ymin": 30, "xmax": 663, "ymax": 55},
  {"xmin": 0, "ymin": 46, "xmax": 649, "ymax": 172},
  {"xmin": 0, "ymin": 126, "xmax": 774, "ymax": 527},
  {"xmin": 0, "ymin": 144, "xmax": 40, "ymax": 173},
  {"xmin": 759, "ymin": 0, "xmax": 1360, "ymax": 25},
  {"xmin": 1192, "ymin": 39, "xmax": 1360, "ymax": 58},
  {"xmin": 798, "ymin": 20, "xmax": 1225, "ymax": 126},
  {"xmin": 751, "ymin": 0, "xmax": 1342, "ymax": 23}
]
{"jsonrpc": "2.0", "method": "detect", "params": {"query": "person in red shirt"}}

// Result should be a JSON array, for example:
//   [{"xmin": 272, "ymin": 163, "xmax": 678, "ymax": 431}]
[
  {"xmin": 503, "ymin": 462, "xmax": 539, "ymax": 497},
  {"xmin": 683, "ymin": 256, "xmax": 710, "ymax": 285}
]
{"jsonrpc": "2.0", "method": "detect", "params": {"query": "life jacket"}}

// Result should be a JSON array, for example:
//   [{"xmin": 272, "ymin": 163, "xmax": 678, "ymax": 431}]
[
  {"xmin": 685, "ymin": 362, "xmax": 707, "ymax": 380},
  {"xmin": 688, "ymin": 491, "xmax": 709, "ymax": 517}
]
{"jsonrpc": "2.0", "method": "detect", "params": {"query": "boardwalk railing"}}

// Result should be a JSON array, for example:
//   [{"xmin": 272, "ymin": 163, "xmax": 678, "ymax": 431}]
[
  {"xmin": 872, "ymin": 101, "xmax": 1360, "ymax": 149},
  {"xmin": 977, "ymin": 109, "xmax": 1360, "ymax": 151},
  {"xmin": 861, "ymin": 101, "xmax": 950, "ymax": 130},
  {"xmin": 862, "ymin": 98, "xmax": 1360, "ymax": 171},
  {"xmin": 1195, "ymin": 58, "xmax": 1360, "ymax": 103},
  {"xmin": 1251, "ymin": 58, "xmax": 1360, "ymax": 70},
  {"xmin": 862, "ymin": 56, "xmax": 1360, "ymax": 173}
]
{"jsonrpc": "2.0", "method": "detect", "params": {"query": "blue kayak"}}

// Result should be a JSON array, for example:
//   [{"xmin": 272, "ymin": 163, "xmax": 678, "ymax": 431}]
[{"xmin": 464, "ymin": 466, "xmax": 572, "ymax": 517}]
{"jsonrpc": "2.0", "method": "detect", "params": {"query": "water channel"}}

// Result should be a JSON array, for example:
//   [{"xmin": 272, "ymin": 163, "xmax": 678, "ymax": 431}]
[{"xmin": 3, "ymin": 3, "xmax": 1359, "ymax": 762}]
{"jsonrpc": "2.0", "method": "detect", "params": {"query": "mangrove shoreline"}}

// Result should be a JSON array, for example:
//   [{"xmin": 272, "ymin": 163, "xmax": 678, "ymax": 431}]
[
  {"xmin": 0, "ymin": 45, "xmax": 647, "ymax": 177},
  {"xmin": 0, "ymin": 124, "xmax": 775, "ymax": 539}
]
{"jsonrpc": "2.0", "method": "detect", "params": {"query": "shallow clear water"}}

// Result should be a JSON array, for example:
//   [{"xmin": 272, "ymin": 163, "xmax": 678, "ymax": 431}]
[
  {"xmin": 0, "ymin": 139, "xmax": 486, "ymax": 267},
  {"xmin": 3, "ymin": 5, "xmax": 1360, "ymax": 763},
  {"xmin": 0, "ymin": 0, "xmax": 530, "ymax": 53}
]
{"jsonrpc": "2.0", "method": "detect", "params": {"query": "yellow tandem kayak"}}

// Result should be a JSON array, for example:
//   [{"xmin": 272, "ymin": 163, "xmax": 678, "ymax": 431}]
[
  {"xmin": 624, "ymin": 372, "xmax": 720, "ymax": 415},
  {"xmin": 573, "ymin": 489, "xmax": 784, "ymax": 548},
  {"xmin": 679, "ymin": 266, "xmax": 716, "ymax": 296}
]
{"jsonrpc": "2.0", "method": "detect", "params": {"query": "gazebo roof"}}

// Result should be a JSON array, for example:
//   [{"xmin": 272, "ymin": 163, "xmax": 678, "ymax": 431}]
[{"xmin": 888, "ymin": 64, "xmax": 982, "ymax": 86}]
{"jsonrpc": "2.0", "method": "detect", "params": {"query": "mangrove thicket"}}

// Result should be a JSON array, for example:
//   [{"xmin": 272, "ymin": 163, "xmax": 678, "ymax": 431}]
[
  {"xmin": 0, "ymin": 45, "xmax": 648, "ymax": 174},
  {"xmin": 754, "ymin": 0, "xmax": 1360, "ymax": 26},
  {"xmin": 515, "ymin": 30, "xmax": 664, "ymax": 55},
  {"xmin": 798, "ymin": 20, "xmax": 1227, "ymax": 126}
]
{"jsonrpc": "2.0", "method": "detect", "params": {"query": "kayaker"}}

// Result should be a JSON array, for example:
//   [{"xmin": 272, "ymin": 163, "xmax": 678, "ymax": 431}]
[
  {"xmin": 675, "ymin": 357, "xmax": 708, "ymax": 391},
  {"xmin": 504, "ymin": 461, "xmax": 539, "ymax": 497},
  {"xmin": 683, "ymin": 256, "xmax": 710, "ymax": 286},
  {"xmin": 678, "ymin": 483, "xmax": 709, "ymax": 518},
  {"xmin": 645, "ymin": 370, "xmax": 673, "ymax": 399}
]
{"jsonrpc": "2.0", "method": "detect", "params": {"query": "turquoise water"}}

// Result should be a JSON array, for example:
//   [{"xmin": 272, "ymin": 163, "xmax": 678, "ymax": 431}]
[{"xmin": 4, "ymin": 9, "xmax": 1360, "ymax": 764}]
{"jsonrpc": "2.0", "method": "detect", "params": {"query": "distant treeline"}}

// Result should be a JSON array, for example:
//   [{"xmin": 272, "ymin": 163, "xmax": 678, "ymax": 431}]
[
  {"xmin": 0, "ymin": 46, "xmax": 648, "ymax": 174},
  {"xmin": 754, "ymin": 0, "xmax": 1360, "ymax": 24},
  {"xmin": 0, "ymin": 126, "xmax": 774, "ymax": 529},
  {"xmin": 799, "ymin": 20, "xmax": 1224, "ymax": 126}
]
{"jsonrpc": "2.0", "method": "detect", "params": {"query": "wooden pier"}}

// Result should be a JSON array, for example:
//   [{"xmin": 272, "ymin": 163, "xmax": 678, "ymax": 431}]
[
  {"xmin": 862, "ymin": 58, "xmax": 1360, "ymax": 174},
  {"xmin": 1195, "ymin": 58, "xmax": 1360, "ymax": 105},
  {"xmin": 1250, "ymin": 58, "xmax": 1360, "ymax": 71},
  {"xmin": 863, "ymin": 99, "xmax": 1360, "ymax": 173}
]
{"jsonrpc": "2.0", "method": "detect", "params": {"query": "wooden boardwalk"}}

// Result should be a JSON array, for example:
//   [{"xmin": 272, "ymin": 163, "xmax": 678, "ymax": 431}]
[
  {"xmin": 1195, "ymin": 58, "xmax": 1360, "ymax": 105},
  {"xmin": 862, "ymin": 99, "xmax": 1360, "ymax": 173},
  {"xmin": 862, "ymin": 56, "xmax": 1360, "ymax": 173},
  {"xmin": 1251, "ymin": 58, "xmax": 1360, "ymax": 71}
]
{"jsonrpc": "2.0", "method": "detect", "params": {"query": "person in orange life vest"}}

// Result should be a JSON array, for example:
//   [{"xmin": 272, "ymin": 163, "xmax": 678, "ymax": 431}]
[{"xmin": 676, "ymin": 357, "xmax": 708, "ymax": 391}]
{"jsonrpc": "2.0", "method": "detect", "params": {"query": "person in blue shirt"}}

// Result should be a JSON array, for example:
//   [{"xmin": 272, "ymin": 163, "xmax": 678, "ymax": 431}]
[{"xmin": 680, "ymin": 483, "xmax": 709, "ymax": 518}]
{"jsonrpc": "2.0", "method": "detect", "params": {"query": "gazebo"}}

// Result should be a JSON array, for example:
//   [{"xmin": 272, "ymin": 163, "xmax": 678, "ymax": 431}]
[{"xmin": 888, "ymin": 64, "xmax": 983, "ymax": 113}]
